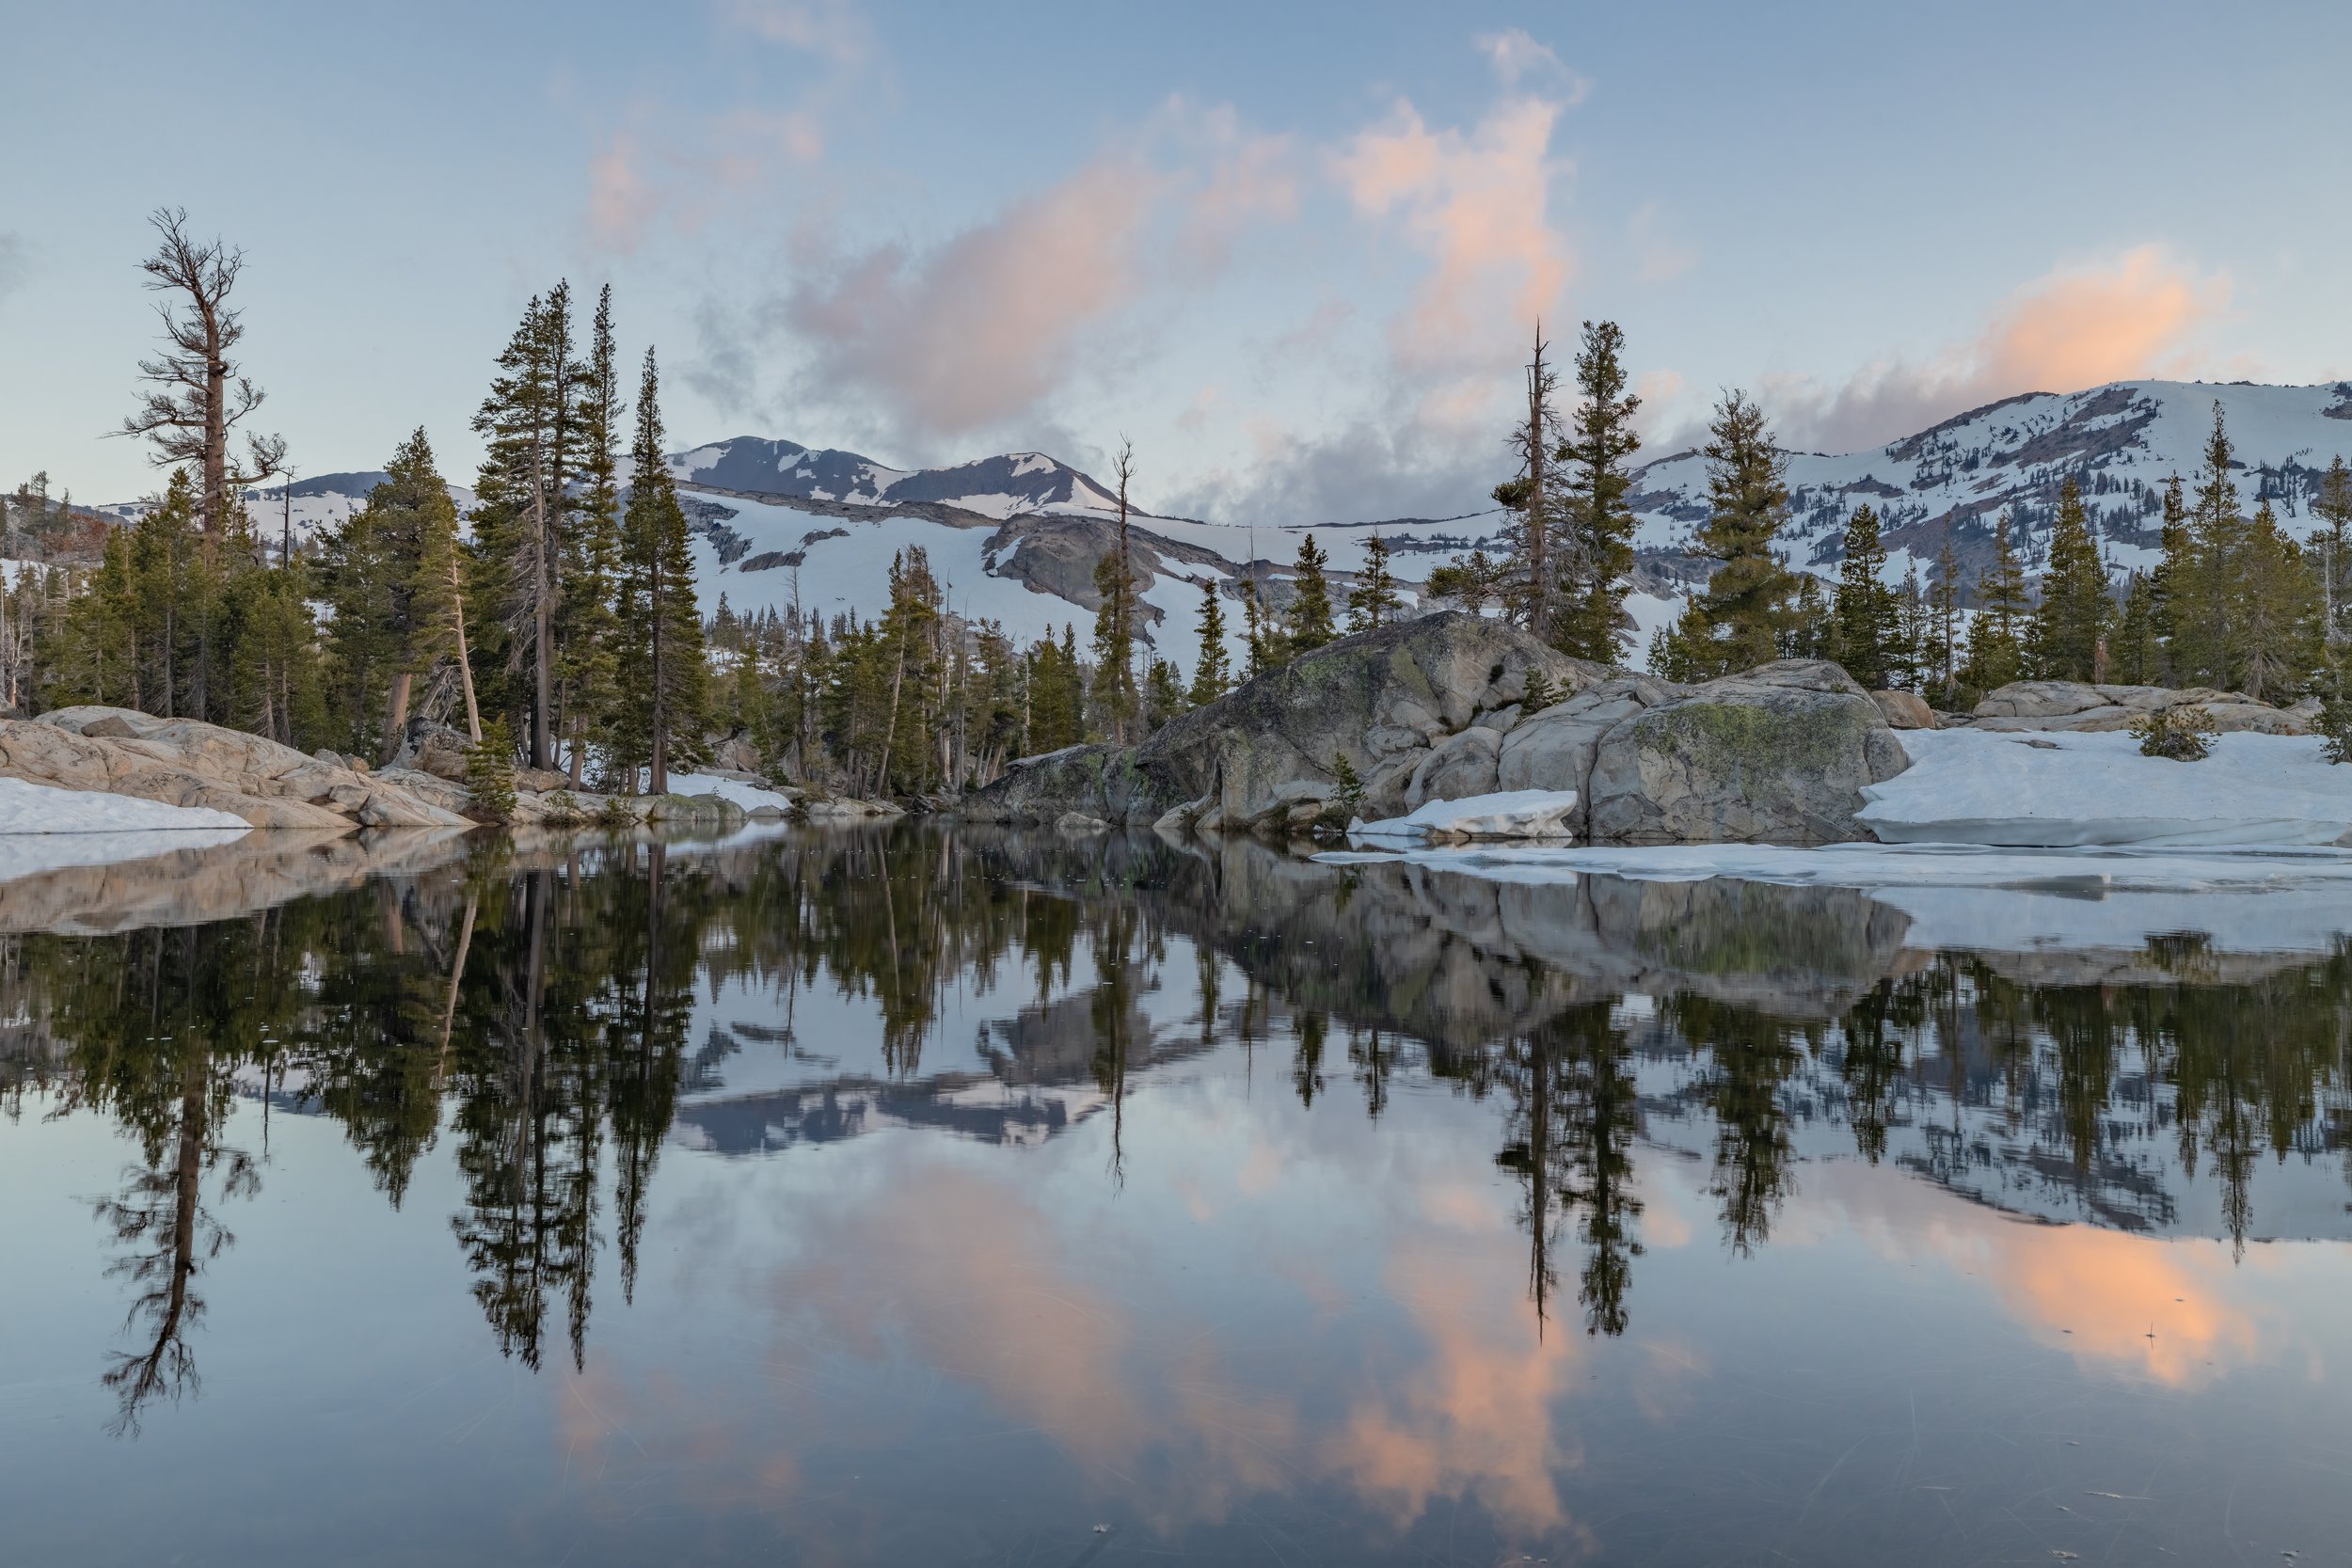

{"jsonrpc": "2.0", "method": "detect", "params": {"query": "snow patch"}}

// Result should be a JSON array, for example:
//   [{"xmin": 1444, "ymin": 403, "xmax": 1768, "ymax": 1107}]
[
  {"xmin": 1859, "ymin": 729, "xmax": 2352, "ymax": 847},
  {"xmin": 1349, "ymin": 789, "xmax": 1579, "ymax": 844},
  {"xmin": 0, "ymin": 777, "xmax": 250, "ymax": 834}
]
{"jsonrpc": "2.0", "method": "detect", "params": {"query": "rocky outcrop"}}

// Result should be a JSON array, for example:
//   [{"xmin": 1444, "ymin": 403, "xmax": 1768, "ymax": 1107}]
[
  {"xmin": 1966, "ymin": 681, "xmax": 2310, "ymax": 735},
  {"xmin": 7, "ymin": 708, "xmax": 473, "ymax": 830},
  {"xmin": 966, "ymin": 612, "xmax": 1606, "ymax": 832},
  {"xmin": 1584, "ymin": 661, "xmax": 1911, "ymax": 846},
  {"xmin": 964, "ymin": 620, "xmax": 1913, "ymax": 847}
]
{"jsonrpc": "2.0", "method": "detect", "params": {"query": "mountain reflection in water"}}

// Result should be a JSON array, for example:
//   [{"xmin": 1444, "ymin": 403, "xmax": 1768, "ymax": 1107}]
[{"xmin": 3, "ymin": 823, "xmax": 2350, "ymax": 1565}]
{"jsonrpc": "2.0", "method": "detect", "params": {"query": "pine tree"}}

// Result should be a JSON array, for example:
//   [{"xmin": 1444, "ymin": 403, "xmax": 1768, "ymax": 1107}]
[
  {"xmin": 557, "ymin": 284, "xmax": 625, "ymax": 779},
  {"xmin": 1785, "ymin": 575, "xmax": 1831, "ymax": 661},
  {"xmin": 2110, "ymin": 571, "xmax": 2162, "ymax": 686},
  {"xmin": 1892, "ymin": 564, "xmax": 1930, "ymax": 692},
  {"xmin": 1144, "ymin": 657, "xmax": 1185, "ymax": 731},
  {"xmin": 1425, "ymin": 548, "xmax": 1502, "ymax": 613},
  {"xmin": 1188, "ymin": 579, "xmax": 1231, "ymax": 705},
  {"xmin": 470, "ymin": 288, "xmax": 580, "ymax": 768},
  {"xmin": 615, "ymin": 347, "xmax": 708, "ymax": 794},
  {"xmin": 2235, "ymin": 498, "xmax": 2320, "ymax": 702},
  {"xmin": 1285, "ymin": 534, "xmax": 1336, "ymax": 655},
  {"xmin": 1241, "ymin": 578, "xmax": 1272, "ymax": 679},
  {"xmin": 2314, "ymin": 455, "xmax": 2352, "ymax": 652},
  {"xmin": 1926, "ymin": 531, "xmax": 1962, "ymax": 705},
  {"xmin": 2026, "ymin": 476, "xmax": 2111, "ymax": 683},
  {"xmin": 1555, "ymin": 318, "xmax": 1642, "ymax": 661},
  {"xmin": 1656, "ymin": 389, "xmax": 1797, "ymax": 678},
  {"xmin": 1089, "ymin": 441, "xmax": 1142, "ymax": 743},
  {"xmin": 2150, "ymin": 472, "xmax": 2191, "ymax": 682},
  {"xmin": 2170, "ymin": 404, "xmax": 2246, "ymax": 689},
  {"xmin": 1832, "ymin": 504, "xmax": 1898, "ymax": 689},
  {"xmin": 1345, "ymin": 532, "xmax": 1402, "ymax": 632},
  {"xmin": 467, "ymin": 714, "xmax": 517, "ymax": 820},
  {"xmin": 1962, "ymin": 512, "xmax": 2028, "ymax": 692}
]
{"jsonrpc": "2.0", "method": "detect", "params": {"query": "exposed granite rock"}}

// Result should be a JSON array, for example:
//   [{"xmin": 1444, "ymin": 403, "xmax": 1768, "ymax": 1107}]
[
  {"xmin": 1968, "ymin": 681, "xmax": 2309, "ymax": 735},
  {"xmin": 1583, "ymin": 661, "xmax": 1909, "ymax": 846},
  {"xmin": 966, "ymin": 612, "xmax": 1604, "ymax": 830},
  {"xmin": 6, "ymin": 708, "xmax": 471, "ymax": 831},
  {"xmin": 1870, "ymin": 689, "xmax": 1936, "ymax": 729}
]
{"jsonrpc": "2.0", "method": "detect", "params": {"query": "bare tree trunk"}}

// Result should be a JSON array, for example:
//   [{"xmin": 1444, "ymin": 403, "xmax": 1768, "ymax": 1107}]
[
  {"xmin": 874, "ymin": 635, "xmax": 907, "ymax": 799},
  {"xmin": 1526, "ymin": 322, "xmax": 1549, "ymax": 634},
  {"xmin": 448, "ymin": 553, "xmax": 483, "ymax": 745},
  {"xmin": 384, "ymin": 672, "xmax": 413, "ymax": 762},
  {"xmin": 530, "ymin": 474, "xmax": 554, "ymax": 770}
]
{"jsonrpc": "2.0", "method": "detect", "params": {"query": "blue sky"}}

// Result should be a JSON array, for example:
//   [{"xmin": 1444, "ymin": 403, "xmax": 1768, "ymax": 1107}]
[{"xmin": 4, "ymin": 0, "xmax": 2346, "ymax": 520}]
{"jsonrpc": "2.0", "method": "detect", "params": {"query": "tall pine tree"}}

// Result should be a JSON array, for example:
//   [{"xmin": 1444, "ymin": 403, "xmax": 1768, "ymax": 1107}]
[
  {"xmin": 615, "ymin": 347, "xmax": 708, "ymax": 793},
  {"xmin": 1189, "ymin": 579, "xmax": 1231, "ymax": 705},
  {"xmin": 1831, "ymin": 504, "xmax": 1898, "ymax": 689},
  {"xmin": 2026, "ymin": 476, "xmax": 2111, "ymax": 682},
  {"xmin": 1655, "ymin": 390, "xmax": 1796, "ymax": 678},
  {"xmin": 1555, "ymin": 318, "xmax": 1642, "ymax": 660}
]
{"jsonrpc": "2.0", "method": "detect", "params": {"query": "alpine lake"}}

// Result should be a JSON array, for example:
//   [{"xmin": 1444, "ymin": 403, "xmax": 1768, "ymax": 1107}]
[{"xmin": 5, "ymin": 821, "xmax": 2352, "ymax": 1567}]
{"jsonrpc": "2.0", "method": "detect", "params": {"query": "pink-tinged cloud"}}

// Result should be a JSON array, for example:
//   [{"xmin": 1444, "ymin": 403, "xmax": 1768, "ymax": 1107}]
[
  {"xmin": 1771, "ymin": 246, "xmax": 2232, "ymax": 452},
  {"xmin": 786, "ymin": 156, "xmax": 1163, "ymax": 436},
  {"xmin": 1334, "ymin": 90, "xmax": 1573, "ymax": 375}
]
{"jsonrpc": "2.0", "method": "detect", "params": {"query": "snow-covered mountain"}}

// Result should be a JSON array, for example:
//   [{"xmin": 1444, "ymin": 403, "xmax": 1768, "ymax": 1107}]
[
  {"xmin": 1629, "ymin": 379, "xmax": 2352, "ymax": 588},
  {"xmin": 666, "ymin": 436, "xmax": 1131, "ymax": 521},
  {"xmin": 67, "ymin": 380, "xmax": 2352, "ymax": 677}
]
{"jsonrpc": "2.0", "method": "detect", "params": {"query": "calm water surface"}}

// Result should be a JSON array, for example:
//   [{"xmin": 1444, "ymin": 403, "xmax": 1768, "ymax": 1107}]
[{"xmin": 4, "ymin": 825, "xmax": 2352, "ymax": 1565}]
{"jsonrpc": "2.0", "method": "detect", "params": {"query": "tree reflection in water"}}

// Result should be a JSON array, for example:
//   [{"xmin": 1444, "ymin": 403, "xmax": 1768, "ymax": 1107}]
[{"xmin": 3, "ymin": 824, "xmax": 2351, "ymax": 1436}]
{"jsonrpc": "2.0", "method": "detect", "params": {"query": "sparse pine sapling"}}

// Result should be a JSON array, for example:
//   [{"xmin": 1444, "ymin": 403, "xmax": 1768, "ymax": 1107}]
[{"xmin": 467, "ymin": 715, "xmax": 518, "ymax": 819}]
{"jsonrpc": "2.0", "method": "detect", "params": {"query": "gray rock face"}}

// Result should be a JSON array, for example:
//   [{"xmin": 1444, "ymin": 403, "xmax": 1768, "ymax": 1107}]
[
  {"xmin": 965, "ymin": 613, "xmax": 1604, "ymax": 829},
  {"xmin": 1970, "ymin": 681, "xmax": 2309, "ymax": 735},
  {"xmin": 1583, "ymin": 661, "xmax": 1910, "ymax": 846},
  {"xmin": 1406, "ymin": 725, "xmax": 1502, "ymax": 809},
  {"xmin": 1495, "ymin": 675, "xmax": 1683, "ymax": 836}
]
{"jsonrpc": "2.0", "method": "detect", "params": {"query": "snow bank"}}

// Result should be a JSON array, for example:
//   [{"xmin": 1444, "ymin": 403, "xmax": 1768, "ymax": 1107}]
[
  {"xmin": 0, "ymin": 776, "xmax": 250, "ymax": 834},
  {"xmin": 1858, "ymin": 729, "xmax": 2352, "ymax": 847},
  {"xmin": 658, "ymin": 772, "xmax": 798, "ymax": 816},
  {"xmin": 0, "ymin": 777, "xmax": 250, "ymax": 885},
  {"xmin": 1349, "ymin": 789, "xmax": 1578, "ymax": 844}
]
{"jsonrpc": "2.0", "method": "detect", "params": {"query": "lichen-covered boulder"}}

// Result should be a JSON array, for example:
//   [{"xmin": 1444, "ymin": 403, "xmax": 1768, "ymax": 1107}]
[{"xmin": 1584, "ymin": 660, "xmax": 1909, "ymax": 846}]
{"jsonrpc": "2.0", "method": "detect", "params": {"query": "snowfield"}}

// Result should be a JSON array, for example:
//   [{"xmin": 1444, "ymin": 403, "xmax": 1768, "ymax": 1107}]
[
  {"xmin": 0, "ymin": 776, "xmax": 250, "ymax": 834},
  {"xmin": 1859, "ymin": 729, "xmax": 2352, "ymax": 847}
]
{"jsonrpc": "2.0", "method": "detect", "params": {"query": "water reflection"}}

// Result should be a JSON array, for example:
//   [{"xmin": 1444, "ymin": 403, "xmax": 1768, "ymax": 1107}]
[{"xmin": 4, "ymin": 824, "xmax": 2352, "ymax": 1560}]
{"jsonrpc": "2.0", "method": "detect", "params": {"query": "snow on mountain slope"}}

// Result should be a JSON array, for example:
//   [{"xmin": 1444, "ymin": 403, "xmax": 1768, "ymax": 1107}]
[
  {"xmin": 1629, "ymin": 379, "xmax": 2352, "ymax": 588},
  {"xmin": 667, "ymin": 436, "xmax": 1125, "ymax": 520},
  {"xmin": 96, "ymin": 471, "xmax": 480, "ymax": 546},
  {"xmin": 677, "ymin": 483, "xmax": 1530, "ymax": 676}
]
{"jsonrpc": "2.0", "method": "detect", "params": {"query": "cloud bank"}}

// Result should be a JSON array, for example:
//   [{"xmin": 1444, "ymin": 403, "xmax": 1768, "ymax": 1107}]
[{"xmin": 1767, "ymin": 246, "xmax": 2231, "ymax": 452}]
